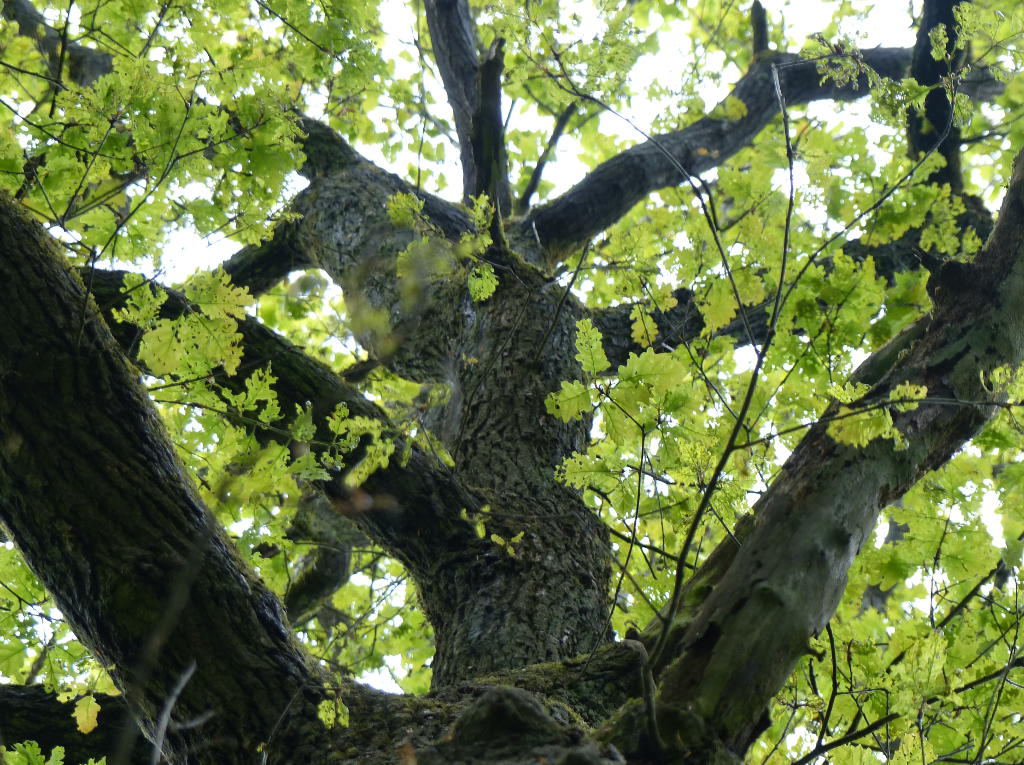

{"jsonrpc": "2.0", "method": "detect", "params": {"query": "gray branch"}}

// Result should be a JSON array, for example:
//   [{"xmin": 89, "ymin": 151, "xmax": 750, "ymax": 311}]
[{"xmin": 424, "ymin": 0, "xmax": 511, "ymax": 212}]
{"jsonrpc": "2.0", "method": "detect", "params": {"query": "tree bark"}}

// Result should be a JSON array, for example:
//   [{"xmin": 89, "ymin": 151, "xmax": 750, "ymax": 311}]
[
  {"xmin": 89, "ymin": 261, "xmax": 613, "ymax": 689},
  {"xmin": 0, "ymin": 197, "xmax": 332, "ymax": 762},
  {"xmin": 610, "ymin": 146, "xmax": 1024, "ymax": 760},
  {"xmin": 0, "ymin": 2, "xmax": 1018, "ymax": 761}
]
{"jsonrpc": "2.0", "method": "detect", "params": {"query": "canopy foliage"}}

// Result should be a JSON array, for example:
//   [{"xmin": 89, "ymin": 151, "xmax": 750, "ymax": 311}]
[{"xmin": 1, "ymin": 0, "xmax": 1024, "ymax": 763}]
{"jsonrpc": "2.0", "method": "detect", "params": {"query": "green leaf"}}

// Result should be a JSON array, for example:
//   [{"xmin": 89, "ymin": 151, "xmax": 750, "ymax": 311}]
[
  {"xmin": 386, "ymin": 192, "xmax": 425, "ymax": 228},
  {"xmin": 828, "ymin": 381, "xmax": 870, "ymax": 404},
  {"xmin": 73, "ymin": 695, "xmax": 101, "ymax": 734},
  {"xmin": 827, "ymin": 404, "xmax": 896, "ymax": 448},
  {"xmin": 710, "ymin": 95, "xmax": 748, "ymax": 121},
  {"xmin": 546, "ymin": 380, "xmax": 592, "ymax": 422},
  {"xmin": 574, "ymin": 318, "xmax": 610, "ymax": 374},
  {"xmin": 890, "ymin": 382, "xmax": 927, "ymax": 412},
  {"xmin": 699, "ymin": 277, "xmax": 737, "ymax": 334},
  {"xmin": 929, "ymin": 24, "xmax": 949, "ymax": 61},
  {"xmin": 468, "ymin": 262, "xmax": 498, "ymax": 301},
  {"xmin": 184, "ymin": 268, "xmax": 252, "ymax": 321},
  {"xmin": 112, "ymin": 272, "xmax": 167, "ymax": 328}
]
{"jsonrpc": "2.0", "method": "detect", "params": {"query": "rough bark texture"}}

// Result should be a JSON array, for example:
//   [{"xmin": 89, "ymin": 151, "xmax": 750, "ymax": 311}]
[
  {"xmin": 215, "ymin": 108, "xmax": 618, "ymax": 689},
  {"xmin": 609, "ymin": 147, "xmax": 1024, "ymax": 760},
  {"xmin": 90, "ymin": 258, "xmax": 613, "ymax": 690},
  {"xmin": 0, "ymin": 199, "xmax": 331, "ymax": 762},
  {"xmin": 0, "ymin": 0, "xmax": 1020, "ymax": 762},
  {"xmin": 285, "ymin": 196, "xmax": 614, "ymax": 685},
  {"xmin": 413, "ymin": 261, "xmax": 612, "ymax": 686}
]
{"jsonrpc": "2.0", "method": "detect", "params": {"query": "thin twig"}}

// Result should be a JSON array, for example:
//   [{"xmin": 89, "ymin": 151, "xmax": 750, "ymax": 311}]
[
  {"xmin": 537, "ymin": 240, "xmax": 591, "ymax": 353},
  {"xmin": 150, "ymin": 661, "xmax": 197, "ymax": 765}
]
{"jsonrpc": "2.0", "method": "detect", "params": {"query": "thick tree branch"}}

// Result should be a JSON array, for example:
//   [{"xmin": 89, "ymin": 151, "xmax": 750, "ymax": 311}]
[
  {"xmin": 628, "ymin": 145, "xmax": 1024, "ymax": 759},
  {"xmin": 224, "ymin": 117, "xmax": 405, "ymax": 297},
  {"xmin": 424, "ymin": 0, "xmax": 512, "ymax": 214},
  {"xmin": 908, "ymin": 0, "xmax": 968, "ymax": 191},
  {"xmin": 187, "ymin": 130, "xmax": 613, "ymax": 688},
  {"xmin": 514, "ymin": 46, "xmax": 1002, "ymax": 266},
  {"xmin": 216, "ymin": 124, "xmax": 485, "ymax": 383},
  {"xmin": 0, "ymin": 198, "xmax": 332, "ymax": 762}
]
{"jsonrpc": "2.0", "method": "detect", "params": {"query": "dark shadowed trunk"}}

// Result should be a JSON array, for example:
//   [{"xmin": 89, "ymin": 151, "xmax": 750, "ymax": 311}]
[{"xmin": 0, "ymin": 200, "xmax": 331, "ymax": 762}]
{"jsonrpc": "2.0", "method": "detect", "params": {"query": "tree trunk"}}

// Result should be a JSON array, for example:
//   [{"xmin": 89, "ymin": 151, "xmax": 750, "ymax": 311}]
[
  {"xmin": 218, "ymin": 150, "xmax": 615, "ymax": 687},
  {"xmin": 0, "ymin": 197, "xmax": 331, "ymax": 762},
  {"xmin": 0, "ymin": 0, "xmax": 1018, "ymax": 760}
]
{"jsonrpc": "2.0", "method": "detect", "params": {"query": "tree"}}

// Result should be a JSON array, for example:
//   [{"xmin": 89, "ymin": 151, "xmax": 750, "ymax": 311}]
[{"xmin": 0, "ymin": 0, "xmax": 1023, "ymax": 761}]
